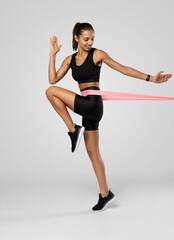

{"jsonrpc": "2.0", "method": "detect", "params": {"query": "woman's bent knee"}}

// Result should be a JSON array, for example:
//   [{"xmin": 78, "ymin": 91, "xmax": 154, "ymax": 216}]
[
  {"xmin": 45, "ymin": 86, "xmax": 56, "ymax": 97},
  {"xmin": 45, "ymin": 88, "xmax": 51, "ymax": 98}
]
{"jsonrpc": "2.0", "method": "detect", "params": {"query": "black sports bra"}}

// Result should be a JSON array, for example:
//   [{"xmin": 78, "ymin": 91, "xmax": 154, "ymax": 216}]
[{"xmin": 70, "ymin": 47, "xmax": 101, "ymax": 84}]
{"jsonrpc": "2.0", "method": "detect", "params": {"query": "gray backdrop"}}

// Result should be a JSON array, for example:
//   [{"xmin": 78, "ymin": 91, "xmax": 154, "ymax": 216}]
[{"xmin": 1, "ymin": 0, "xmax": 174, "ymax": 239}]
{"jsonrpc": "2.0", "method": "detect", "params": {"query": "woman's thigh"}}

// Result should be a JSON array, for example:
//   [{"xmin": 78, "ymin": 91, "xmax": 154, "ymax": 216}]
[{"xmin": 45, "ymin": 86, "xmax": 76, "ymax": 112}]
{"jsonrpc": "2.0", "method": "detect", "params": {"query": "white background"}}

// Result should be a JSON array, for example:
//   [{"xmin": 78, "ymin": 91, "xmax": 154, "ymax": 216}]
[{"xmin": 0, "ymin": 0, "xmax": 174, "ymax": 239}]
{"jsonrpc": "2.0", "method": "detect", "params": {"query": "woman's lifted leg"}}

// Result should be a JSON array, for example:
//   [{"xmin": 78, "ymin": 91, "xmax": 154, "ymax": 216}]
[{"xmin": 45, "ymin": 86, "xmax": 84, "ymax": 152}]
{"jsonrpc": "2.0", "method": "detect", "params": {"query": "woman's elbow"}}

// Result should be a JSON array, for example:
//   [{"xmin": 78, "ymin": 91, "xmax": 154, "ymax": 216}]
[
  {"xmin": 48, "ymin": 75, "xmax": 57, "ymax": 85},
  {"xmin": 49, "ymin": 79, "xmax": 56, "ymax": 85}
]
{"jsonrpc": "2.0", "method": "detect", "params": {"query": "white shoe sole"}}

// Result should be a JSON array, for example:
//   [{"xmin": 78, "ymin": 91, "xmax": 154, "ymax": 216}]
[
  {"xmin": 92, "ymin": 195, "xmax": 116, "ymax": 212},
  {"xmin": 74, "ymin": 126, "xmax": 85, "ymax": 152}
]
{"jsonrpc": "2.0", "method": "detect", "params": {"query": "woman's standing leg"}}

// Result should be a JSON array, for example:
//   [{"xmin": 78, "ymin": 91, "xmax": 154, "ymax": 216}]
[{"xmin": 83, "ymin": 130, "xmax": 109, "ymax": 198}]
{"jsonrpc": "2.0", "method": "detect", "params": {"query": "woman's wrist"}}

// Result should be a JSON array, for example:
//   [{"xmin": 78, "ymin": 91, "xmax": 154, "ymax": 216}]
[
  {"xmin": 50, "ymin": 52, "xmax": 56, "ymax": 57},
  {"xmin": 149, "ymin": 75, "xmax": 154, "ymax": 82}
]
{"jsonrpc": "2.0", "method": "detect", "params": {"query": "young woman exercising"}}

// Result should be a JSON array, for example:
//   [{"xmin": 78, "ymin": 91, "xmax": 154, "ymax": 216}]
[{"xmin": 46, "ymin": 22, "xmax": 172, "ymax": 211}]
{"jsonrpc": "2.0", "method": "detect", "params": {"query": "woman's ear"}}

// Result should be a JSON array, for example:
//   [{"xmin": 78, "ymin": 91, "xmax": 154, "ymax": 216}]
[{"xmin": 74, "ymin": 34, "xmax": 78, "ymax": 43}]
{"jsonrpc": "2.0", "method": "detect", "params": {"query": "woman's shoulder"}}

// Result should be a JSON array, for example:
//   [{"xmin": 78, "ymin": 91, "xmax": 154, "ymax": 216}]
[
  {"xmin": 66, "ymin": 53, "xmax": 75, "ymax": 66},
  {"xmin": 93, "ymin": 48, "xmax": 106, "ymax": 63},
  {"xmin": 93, "ymin": 48, "xmax": 106, "ymax": 55}
]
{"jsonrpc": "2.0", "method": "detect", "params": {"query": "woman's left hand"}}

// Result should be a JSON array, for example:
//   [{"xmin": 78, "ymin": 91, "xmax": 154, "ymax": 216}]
[{"xmin": 151, "ymin": 71, "xmax": 172, "ymax": 84}]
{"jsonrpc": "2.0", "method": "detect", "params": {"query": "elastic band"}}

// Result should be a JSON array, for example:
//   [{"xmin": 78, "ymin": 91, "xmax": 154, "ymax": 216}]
[{"xmin": 81, "ymin": 90, "xmax": 174, "ymax": 101}]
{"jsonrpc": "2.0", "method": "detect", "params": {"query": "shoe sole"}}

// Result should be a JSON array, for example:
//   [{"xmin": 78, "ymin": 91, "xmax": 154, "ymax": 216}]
[
  {"xmin": 92, "ymin": 195, "xmax": 116, "ymax": 212},
  {"xmin": 73, "ymin": 126, "xmax": 85, "ymax": 153}
]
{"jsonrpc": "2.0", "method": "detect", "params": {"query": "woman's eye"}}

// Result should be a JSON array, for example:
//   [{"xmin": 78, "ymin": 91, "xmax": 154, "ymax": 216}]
[{"xmin": 84, "ymin": 39, "xmax": 94, "ymax": 41}]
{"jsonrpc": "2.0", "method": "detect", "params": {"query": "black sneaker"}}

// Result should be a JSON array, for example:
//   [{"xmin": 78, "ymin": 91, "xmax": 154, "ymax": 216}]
[
  {"xmin": 68, "ymin": 124, "xmax": 85, "ymax": 152},
  {"xmin": 92, "ymin": 189, "xmax": 116, "ymax": 211}
]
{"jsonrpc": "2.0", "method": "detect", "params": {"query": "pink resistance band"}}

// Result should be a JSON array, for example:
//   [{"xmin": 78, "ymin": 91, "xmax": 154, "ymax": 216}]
[{"xmin": 81, "ymin": 90, "xmax": 174, "ymax": 101}]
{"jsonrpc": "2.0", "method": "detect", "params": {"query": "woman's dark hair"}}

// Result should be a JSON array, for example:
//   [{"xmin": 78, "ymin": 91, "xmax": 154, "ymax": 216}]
[{"xmin": 72, "ymin": 22, "xmax": 94, "ymax": 51}]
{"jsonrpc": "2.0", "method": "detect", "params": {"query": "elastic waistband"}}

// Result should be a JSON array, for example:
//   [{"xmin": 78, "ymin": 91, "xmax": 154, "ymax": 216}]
[
  {"xmin": 81, "ymin": 86, "xmax": 100, "ymax": 92},
  {"xmin": 81, "ymin": 90, "xmax": 174, "ymax": 101}
]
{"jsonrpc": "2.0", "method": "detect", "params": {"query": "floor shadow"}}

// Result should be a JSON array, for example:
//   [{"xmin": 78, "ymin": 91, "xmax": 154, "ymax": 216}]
[{"xmin": 1, "ymin": 203, "xmax": 120, "ymax": 223}]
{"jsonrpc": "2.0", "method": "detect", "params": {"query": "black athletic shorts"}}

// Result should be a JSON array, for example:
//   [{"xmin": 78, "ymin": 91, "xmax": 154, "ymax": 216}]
[{"xmin": 74, "ymin": 86, "xmax": 103, "ymax": 131}]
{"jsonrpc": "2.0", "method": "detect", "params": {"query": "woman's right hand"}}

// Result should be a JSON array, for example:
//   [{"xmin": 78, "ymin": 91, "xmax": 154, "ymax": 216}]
[{"xmin": 50, "ymin": 35, "xmax": 62, "ymax": 55}]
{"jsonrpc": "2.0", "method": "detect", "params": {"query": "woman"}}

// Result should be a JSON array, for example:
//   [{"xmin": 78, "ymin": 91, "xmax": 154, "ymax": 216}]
[{"xmin": 46, "ymin": 22, "xmax": 172, "ymax": 211}]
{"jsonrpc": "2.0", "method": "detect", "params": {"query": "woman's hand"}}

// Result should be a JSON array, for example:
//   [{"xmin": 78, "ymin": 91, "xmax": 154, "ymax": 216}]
[
  {"xmin": 152, "ymin": 71, "xmax": 172, "ymax": 84},
  {"xmin": 50, "ymin": 35, "xmax": 62, "ymax": 55}
]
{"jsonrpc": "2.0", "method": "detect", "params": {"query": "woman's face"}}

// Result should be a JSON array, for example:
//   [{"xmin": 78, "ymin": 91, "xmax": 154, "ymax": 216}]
[{"xmin": 75, "ymin": 30, "xmax": 95, "ymax": 50}]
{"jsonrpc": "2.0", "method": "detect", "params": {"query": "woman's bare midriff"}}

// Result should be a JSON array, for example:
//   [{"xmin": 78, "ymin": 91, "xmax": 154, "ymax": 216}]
[{"xmin": 79, "ymin": 82, "xmax": 100, "ymax": 91}]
